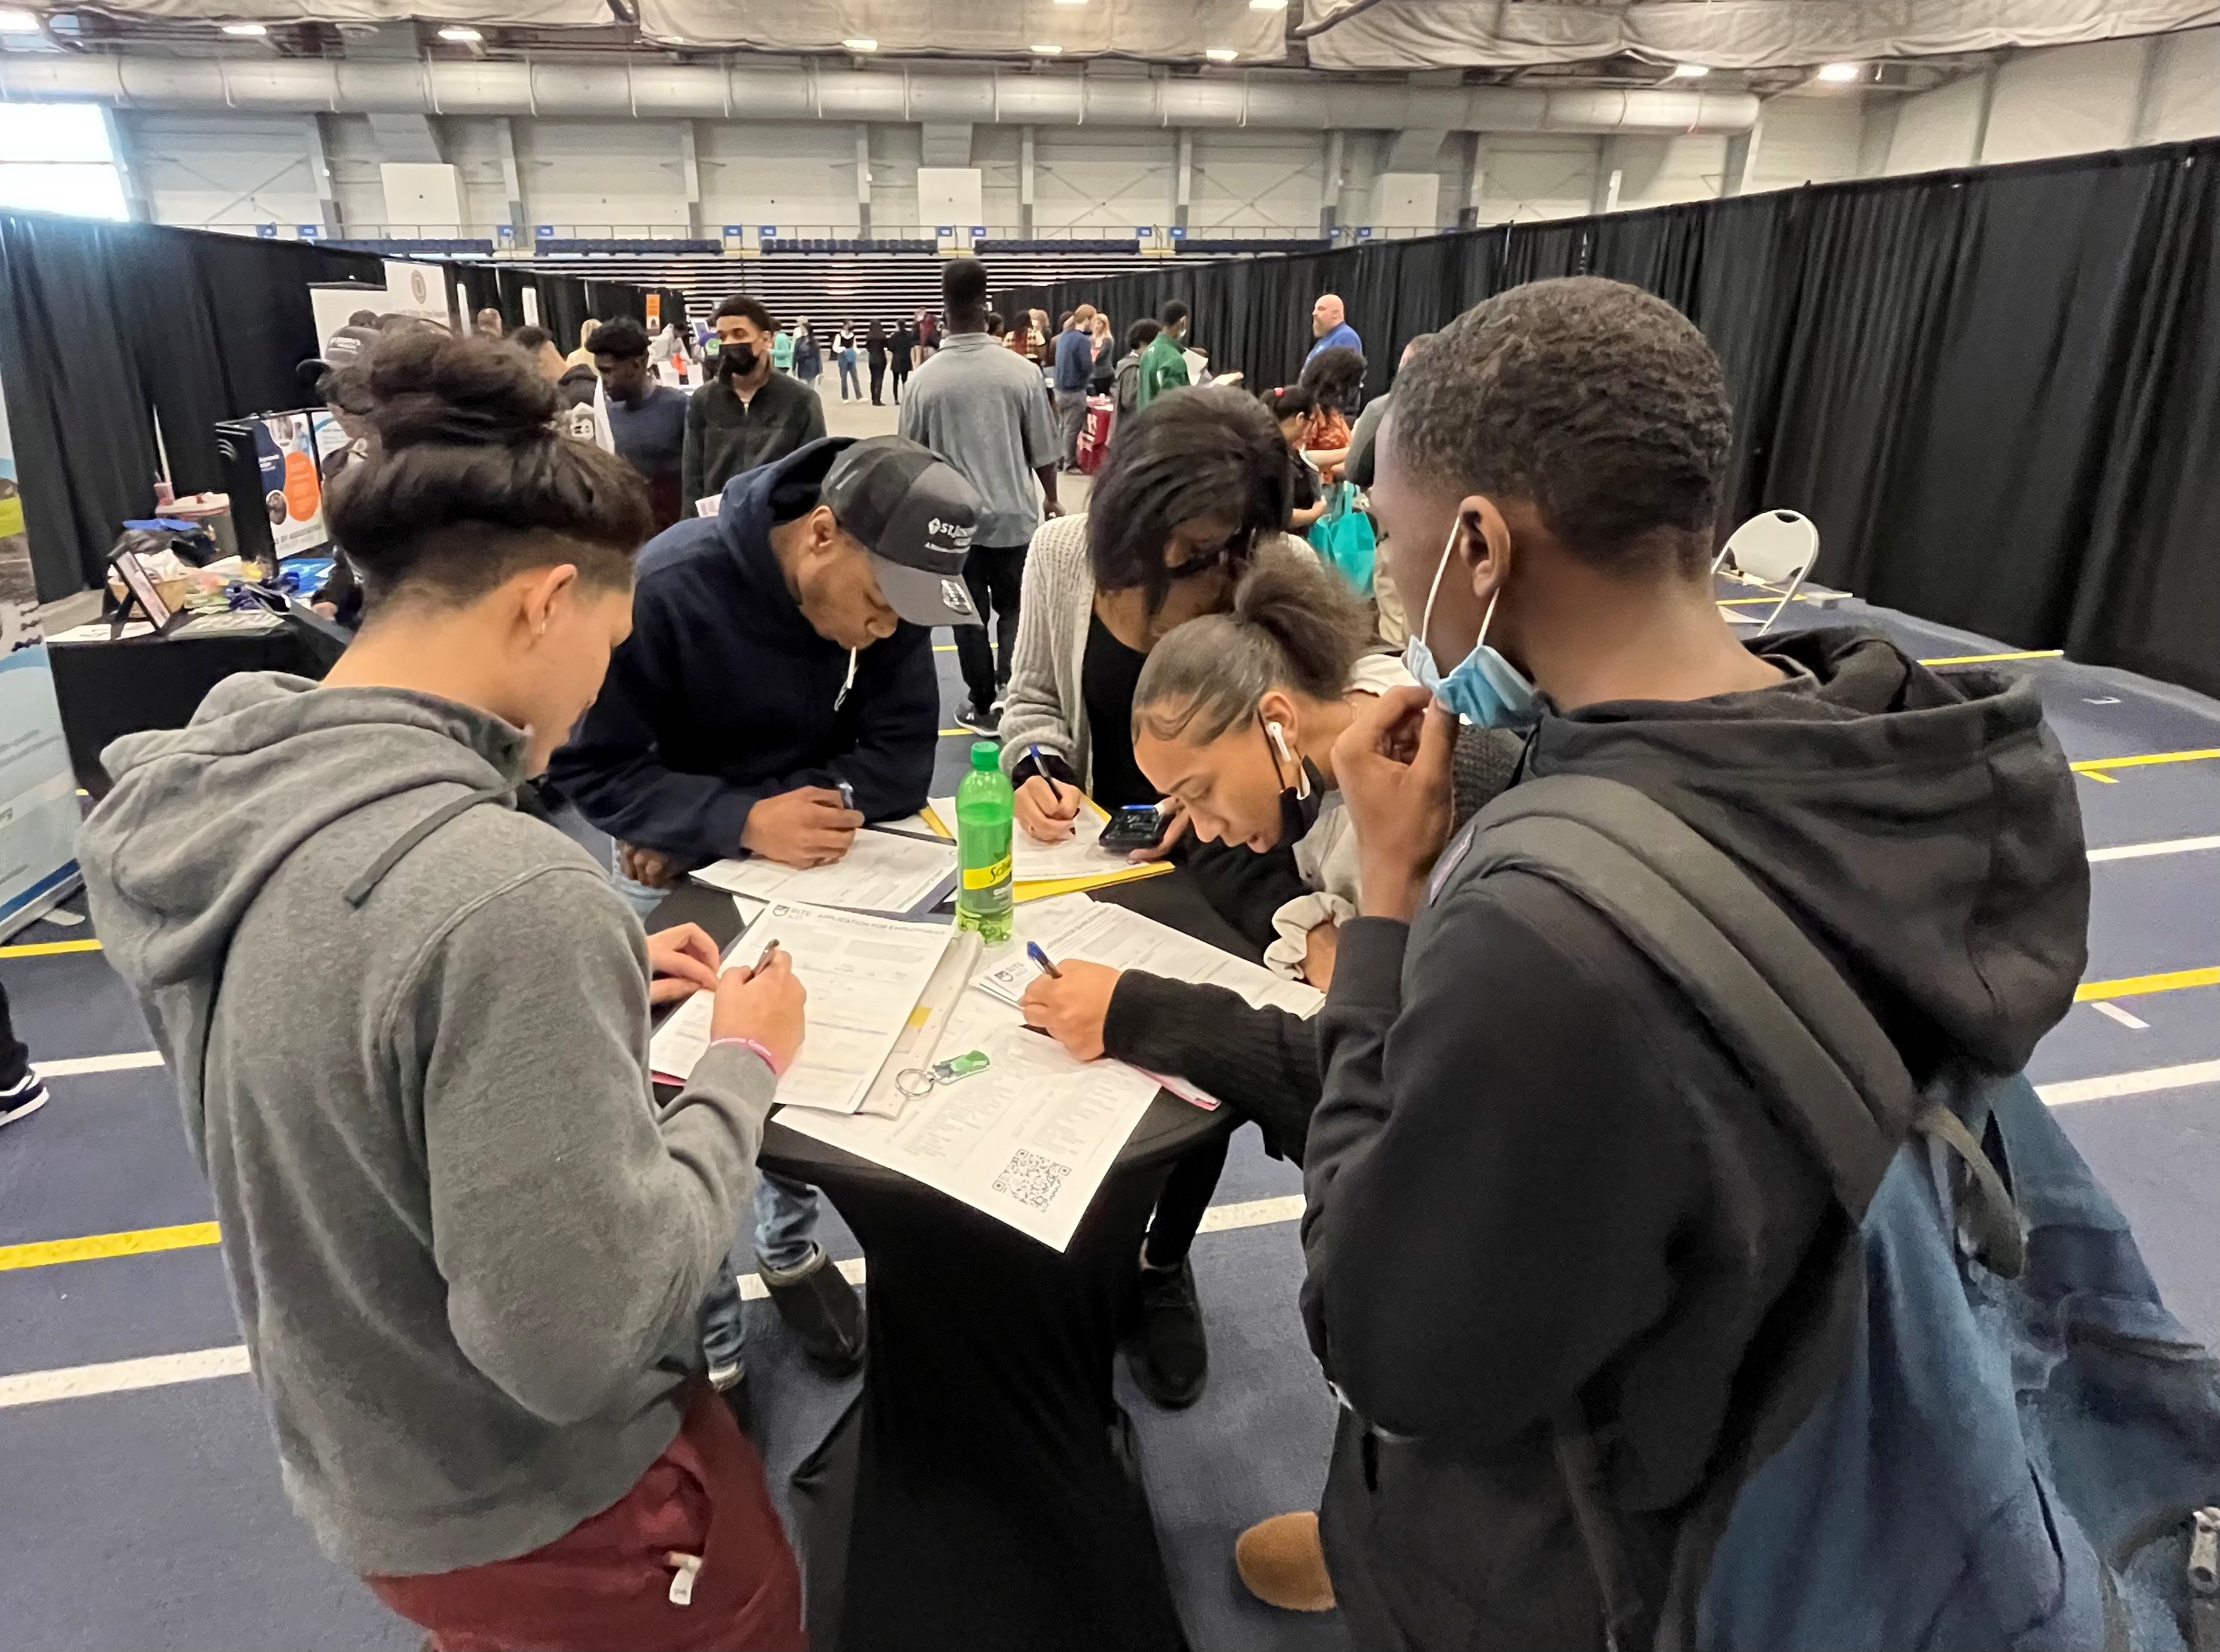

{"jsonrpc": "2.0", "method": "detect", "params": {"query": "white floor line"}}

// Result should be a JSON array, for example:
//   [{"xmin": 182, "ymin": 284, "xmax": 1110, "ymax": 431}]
[
  {"xmin": 2035, "ymin": 1059, "xmax": 2220, "ymax": 1107},
  {"xmin": 2087, "ymin": 1000, "xmax": 2151, "ymax": 1031},
  {"xmin": 40, "ymin": 1051, "xmax": 165, "ymax": 1077},
  {"xmin": 2087, "ymin": 835, "xmax": 2220, "ymax": 863},
  {"xmin": 4, "ymin": 1072, "xmax": 2209, "ymax": 1411},
  {"xmin": 0, "ymin": 1345, "xmax": 250, "ymax": 1408}
]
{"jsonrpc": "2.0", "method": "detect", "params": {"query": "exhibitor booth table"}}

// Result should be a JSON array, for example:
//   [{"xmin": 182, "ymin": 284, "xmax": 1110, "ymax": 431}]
[
  {"xmin": 48, "ymin": 609, "xmax": 344, "ymax": 795},
  {"xmin": 650, "ymin": 872, "xmax": 1249, "ymax": 1652}
]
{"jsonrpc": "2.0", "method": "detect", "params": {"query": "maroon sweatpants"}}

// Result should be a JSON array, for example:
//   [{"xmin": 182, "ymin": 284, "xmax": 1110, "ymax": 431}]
[{"xmin": 365, "ymin": 1383, "xmax": 807, "ymax": 1651}]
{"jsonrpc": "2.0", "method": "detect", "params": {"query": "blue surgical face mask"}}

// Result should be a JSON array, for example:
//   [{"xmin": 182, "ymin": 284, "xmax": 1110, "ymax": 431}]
[{"xmin": 1401, "ymin": 520, "xmax": 1539, "ymax": 729}]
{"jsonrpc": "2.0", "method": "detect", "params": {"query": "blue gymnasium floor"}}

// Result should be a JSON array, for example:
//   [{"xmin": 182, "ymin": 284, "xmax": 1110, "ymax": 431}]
[{"xmin": 3, "ymin": 599, "xmax": 2217, "ymax": 1652}]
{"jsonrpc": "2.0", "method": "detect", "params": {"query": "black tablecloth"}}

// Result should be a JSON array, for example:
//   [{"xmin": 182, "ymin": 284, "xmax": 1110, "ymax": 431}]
[
  {"xmin": 650, "ymin": 872, "xmax": 1253, "ymax": 1652},
  {"xmin": 50, "ymin": 613, "xmax": 343, "ymax": 794}
]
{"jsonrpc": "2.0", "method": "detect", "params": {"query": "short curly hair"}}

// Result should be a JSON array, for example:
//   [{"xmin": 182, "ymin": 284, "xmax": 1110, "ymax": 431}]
[{"xmin": 1390, "ymin": 277, "xmax": 1733, "ymax": 575}]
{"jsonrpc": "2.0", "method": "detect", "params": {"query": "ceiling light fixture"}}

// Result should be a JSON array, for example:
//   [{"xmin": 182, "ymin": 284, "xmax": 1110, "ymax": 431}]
[
  {"xmin": 1205, "ymin": 46, "xmax": 1239, "ymax": 61},
  {"xmin": 842, "ymin": 36, "xmax": 878, "ymax": 52},
  {"xmin": 1052, "ymin": 0, "xmax": 1088, "ymax": 7},
  {"xmin": 1249, "ymin": 0, "xmax": 1289, "ymax": 10},
  {"xmin": 221, "ymin": 19, "xmax": 267, "ymax": 34},
  {"xmin": 437, "ymin": 25, "xmax": 482, "ymax": 41},
  {"xmin": 1816, "ymin": 61, "xmax": 1862, "ymax": 82},
  {"xmin": 1031, "ymin": 42, "xmax": 1063, "ymax": 54},
  {"xmin": 1669, "ymin": 62, "xmax": 1709, "ymax": 78},
  {"xmin": 0, "ymin": 8, "xmax": 42, "ymax": 32}
]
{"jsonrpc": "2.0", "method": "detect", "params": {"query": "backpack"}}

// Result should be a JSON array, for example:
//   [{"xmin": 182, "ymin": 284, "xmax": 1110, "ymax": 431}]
[
  {"xmin": 1454, "ymin": 773, "xmax": 2220, "ymax": 1652},
  {"xmin": 1306, "ymin": 481, "xmax": 1376, "ymax": 598}
]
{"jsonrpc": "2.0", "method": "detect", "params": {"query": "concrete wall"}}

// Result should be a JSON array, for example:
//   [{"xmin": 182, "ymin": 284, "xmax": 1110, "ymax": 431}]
[
  {"xmin": 116, "ymin": 28, "xmax": 2218, "ymax": 240},
  {"xmin": 1877, "ymin": 27, "xmax": 2219, "ymax": 177}
]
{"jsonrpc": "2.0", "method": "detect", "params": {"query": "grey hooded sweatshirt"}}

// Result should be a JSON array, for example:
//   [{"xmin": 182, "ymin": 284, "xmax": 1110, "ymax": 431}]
[{"xmin": 78, "ymin": 672, "xmax": 774, "ymax": 1577}]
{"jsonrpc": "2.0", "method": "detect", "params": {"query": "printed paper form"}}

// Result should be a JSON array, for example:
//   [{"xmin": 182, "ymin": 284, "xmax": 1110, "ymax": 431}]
[
  {"xmin": 776, "ymin": 988, "xmax": 1162, "ymax": 1251},
  {"xmin": 690, "ymin": 828, "xmax": 956, "ymax": 916},
  {"xmin": 649, "ymin": 901, "xmax": 952, "ymax": 1115},
  {"xmin": 980, "ymin": 899, "xmax": 1324, "ymax": 1019},
  {"xmin": 926, "ymin": 794, "xmax": 1169, "ymax": 891}
]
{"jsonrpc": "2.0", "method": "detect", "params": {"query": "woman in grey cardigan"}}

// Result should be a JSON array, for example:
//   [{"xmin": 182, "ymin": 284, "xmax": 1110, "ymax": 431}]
[{"xmin": 996, "ymin": 387, "xmax": 1315, "ymax": 1414}]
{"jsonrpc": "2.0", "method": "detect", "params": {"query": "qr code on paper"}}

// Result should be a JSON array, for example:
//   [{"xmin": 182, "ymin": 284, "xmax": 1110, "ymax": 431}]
[{"xmin": 992, "ymin": 1147, "xmax": 1073, "ymax": 1212}]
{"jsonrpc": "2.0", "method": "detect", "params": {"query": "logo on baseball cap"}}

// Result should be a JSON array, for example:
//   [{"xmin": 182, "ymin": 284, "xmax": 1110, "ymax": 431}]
[{"xmin": 822, "ymin": 436, "xmax": 985, "ymax": 627}]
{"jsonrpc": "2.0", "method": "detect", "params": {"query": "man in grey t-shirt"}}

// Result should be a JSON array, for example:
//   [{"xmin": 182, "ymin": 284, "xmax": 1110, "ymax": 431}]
[{"xmin": 901, "ymin": 257, "xmax": 1064, "ymax": 731}]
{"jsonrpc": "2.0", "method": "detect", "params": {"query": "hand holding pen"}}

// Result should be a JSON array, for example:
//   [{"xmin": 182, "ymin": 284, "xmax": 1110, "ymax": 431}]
[{"xmin": 1015, "ymin": 742, "xmax": 1081, "ymax": 844}]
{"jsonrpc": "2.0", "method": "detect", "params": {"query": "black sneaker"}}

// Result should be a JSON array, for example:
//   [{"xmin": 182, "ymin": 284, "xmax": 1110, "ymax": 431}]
[
  {"xmin": 954, "ymin": 702, "xmax": 998, "ymax": 736},
  {"xmin": 0, "ymin": 1069, "xmax": 47, "ymax": 1129},
  {"xmin": 1123, "ymin": 1257, "xmax": 1207, "ymax": 1408},
  {"xmin": 759, "ymin": 1246, "xmax": 866, "ymax": 1377}
]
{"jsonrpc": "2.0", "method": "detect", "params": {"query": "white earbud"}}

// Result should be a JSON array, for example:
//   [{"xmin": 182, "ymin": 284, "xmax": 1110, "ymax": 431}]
[{"xmin": 1266, "ymin": 721, "xmax": 1312, "ymax": 797}]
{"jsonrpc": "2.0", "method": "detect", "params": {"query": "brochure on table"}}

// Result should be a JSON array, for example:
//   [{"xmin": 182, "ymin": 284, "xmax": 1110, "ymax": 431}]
[
  {"xmin": 690, "ymin": 827, "xmax": 956, "ymax": 917},
  {"xmin": 978, "ymin": 894, "xmax": 1323, "ymax": 1019},
  {"xmin": 649, "ymin": 901, "xmax": 953, "ymax": 1116},
  {"xmin": 776, "ymin": 987, "xmax": 1161, "ymax": 1251}
]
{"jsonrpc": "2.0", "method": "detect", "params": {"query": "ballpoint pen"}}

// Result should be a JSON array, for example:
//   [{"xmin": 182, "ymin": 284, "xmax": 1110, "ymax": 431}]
[{"xmin": 1026, "ymin": 941, "xmax": 1063, "ymax": 980}]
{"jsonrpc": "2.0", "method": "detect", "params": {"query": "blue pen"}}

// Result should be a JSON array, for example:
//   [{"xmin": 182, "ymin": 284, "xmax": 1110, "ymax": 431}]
[
  {"xmin": 1026, "ymin": 941, "xmax": 1064, "ymax": 980},
  {"xmin": 1028, "ymin": 744, "xmax": 1065, "ymax": 806}
]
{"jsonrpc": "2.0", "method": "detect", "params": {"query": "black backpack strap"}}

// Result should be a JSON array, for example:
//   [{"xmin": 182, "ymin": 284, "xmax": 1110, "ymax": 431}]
[
  {"xmin": 1466, "ymin": 773, "xmax": 1913, "ymax": 1215},
  {"xmin": 342, "ymin": 783, "xmax": 516, "ymax": 908},
  {"xmin": 1453, "ymin": 773, "xmax": 2028, "ymax": 1649}
]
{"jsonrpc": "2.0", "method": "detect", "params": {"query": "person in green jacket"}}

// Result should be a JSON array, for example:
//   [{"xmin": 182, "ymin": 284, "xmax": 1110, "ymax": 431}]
[
  {"xmin": 771, "ymin": 326, "xmax": 796, "ymax": 375},
  {"xmin": 1136, "ymin": 299, "xmax": 1192, "ymax": 408}
]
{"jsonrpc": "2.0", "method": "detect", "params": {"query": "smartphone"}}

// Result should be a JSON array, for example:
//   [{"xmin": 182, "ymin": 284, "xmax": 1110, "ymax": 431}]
[{"xmin": 1100, "ymin": 804, "xmax": 1169, "ymax": 852}]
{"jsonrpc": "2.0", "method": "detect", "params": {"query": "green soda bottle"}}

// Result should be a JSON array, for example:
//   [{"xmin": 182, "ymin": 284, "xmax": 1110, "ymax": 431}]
[{"xmin": 954, "ymin": 740, "xmax": 1015, "ymax": 943}]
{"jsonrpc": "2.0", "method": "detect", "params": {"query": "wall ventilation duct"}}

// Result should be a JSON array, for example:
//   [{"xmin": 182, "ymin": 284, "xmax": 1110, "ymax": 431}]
[{"xmin": 0, "ymin": 56, "xmax": 1760, "ymax": 133}]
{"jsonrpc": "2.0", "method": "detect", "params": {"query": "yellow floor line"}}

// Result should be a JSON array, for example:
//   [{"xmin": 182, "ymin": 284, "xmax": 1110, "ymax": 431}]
[
  {"xmin": 0, "ymin": 1221, "xmax": 220, "ymax": 1272},
  {"xmin": 2071, "ymin": 748, "xmax": 2220, "ymax": 775},
  {"xmin": 0, "ymin": 938, "xmax": 102, "ymax": 958},
  {"xmin": 2074, "ymin": 966, "xmax": 2219, "ymax": 1002},
  {"xmin": 1919, "ymin": 650, "xmax": 2065, "ymax": 666}
]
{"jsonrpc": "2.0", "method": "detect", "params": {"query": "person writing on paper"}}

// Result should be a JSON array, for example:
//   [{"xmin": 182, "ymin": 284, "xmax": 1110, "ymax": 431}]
[
  {"xmin": 76, "ymin": 329, "xmax": 816, "ymax": 1650},
  {"xmin": 998, "ymin": 388, "xmax": 1319, "ymax": 1411},
  {"xmin": 1021, "ymin": 552, "xmax": 1405, "ymax": 1072},
  {"xmin": 548, "ymin": 434, "xmax": 982, "ymax": 1387}
]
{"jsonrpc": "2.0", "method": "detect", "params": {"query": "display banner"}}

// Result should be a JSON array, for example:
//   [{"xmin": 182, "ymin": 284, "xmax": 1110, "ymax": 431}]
[{"xmin": 0, "ymin": 370, "xmax": 85, "ymax": 936}]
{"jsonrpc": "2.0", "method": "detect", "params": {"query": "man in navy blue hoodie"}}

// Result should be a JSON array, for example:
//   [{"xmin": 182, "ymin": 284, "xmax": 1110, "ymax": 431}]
[{"xmin": 551, "ymin": 434, "xmax": 981, "ymax": 1391}]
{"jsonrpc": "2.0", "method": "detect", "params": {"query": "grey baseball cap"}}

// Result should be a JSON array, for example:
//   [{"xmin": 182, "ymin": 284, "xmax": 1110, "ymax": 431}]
[{"xmin": 821, "ymin": 435, "xmax": 985, "ymax": 628}]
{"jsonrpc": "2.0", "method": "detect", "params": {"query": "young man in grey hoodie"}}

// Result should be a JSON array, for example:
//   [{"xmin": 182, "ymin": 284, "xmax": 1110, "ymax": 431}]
[{"xmin": 77, "ymin": 329, "xmax": 811, "ymax": 1648}]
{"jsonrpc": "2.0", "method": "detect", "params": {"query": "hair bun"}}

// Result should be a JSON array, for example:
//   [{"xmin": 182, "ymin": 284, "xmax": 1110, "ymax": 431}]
[{"xmin": 362, "ymin": 327, "xmax": 558, "ymax": 452}]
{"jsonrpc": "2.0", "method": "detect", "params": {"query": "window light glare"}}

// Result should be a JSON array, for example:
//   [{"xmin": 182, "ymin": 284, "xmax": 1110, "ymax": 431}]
[
  {"xmin": 1816, "ymin": 61, "xmax": 1862, "ymax": 82},
  {"xmin": 0, "ymin": 9, "xmax": 42, "ymax": 33}
]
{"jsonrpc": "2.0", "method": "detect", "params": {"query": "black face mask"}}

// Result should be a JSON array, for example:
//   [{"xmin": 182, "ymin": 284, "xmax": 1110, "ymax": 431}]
[
  {"xmin": 718, "ymin": 342, "xmax": 757, "ymax": 379},
  {"xmin": 1261, "ymin": 712, "xmax": 1326, "ymax": 843}
]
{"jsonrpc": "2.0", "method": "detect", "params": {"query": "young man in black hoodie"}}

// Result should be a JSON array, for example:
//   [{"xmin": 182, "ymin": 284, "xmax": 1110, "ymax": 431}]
[
  {"xmin": 1302, "ymin": 277, "xmax": 2087, "ymax": 1647},
  {"xmin": 549, "ymin": 434, "xmax": 984, "ymax": 1391}
]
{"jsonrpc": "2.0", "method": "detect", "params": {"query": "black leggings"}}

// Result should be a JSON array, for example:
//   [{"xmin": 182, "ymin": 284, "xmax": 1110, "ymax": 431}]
[{"xmin": 1143, "ymin": 1132, "xmax": 1230, "ymax": 1270}]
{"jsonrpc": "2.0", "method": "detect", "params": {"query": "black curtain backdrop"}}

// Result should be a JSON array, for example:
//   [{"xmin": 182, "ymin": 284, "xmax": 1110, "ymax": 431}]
[
  {"xmin": 1002, "ymin": 137, "xmax": 2220, "ymax": 698},
  {"xmin": 0, "ymin": 212, "xmax": 381, "ymax": 597},
  {"xmin": 0, "ymin": 217, "xmax": 671, "ymax": 599}
]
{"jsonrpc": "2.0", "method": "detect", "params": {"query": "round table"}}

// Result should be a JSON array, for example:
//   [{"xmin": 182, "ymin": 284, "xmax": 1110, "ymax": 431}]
[{"xmin": 650, "ymin": 872, "xmax": 1253, "ymax": 1652}]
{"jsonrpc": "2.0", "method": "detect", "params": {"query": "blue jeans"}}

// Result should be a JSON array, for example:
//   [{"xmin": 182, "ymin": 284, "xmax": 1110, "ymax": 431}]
[
  {"xmin": 838, "ymin": 357, "xmax": 860, "ymax": 399},
  {"xmin": 699, "ymin": 1174, "xmax": 824, "ymax": 1376}
]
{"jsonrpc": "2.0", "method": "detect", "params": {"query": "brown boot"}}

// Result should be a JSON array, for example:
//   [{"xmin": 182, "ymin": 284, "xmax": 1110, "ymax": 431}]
[{"xmin": 1234, "ymin": 1510, "xmax": 1337, "ymax": 1612}]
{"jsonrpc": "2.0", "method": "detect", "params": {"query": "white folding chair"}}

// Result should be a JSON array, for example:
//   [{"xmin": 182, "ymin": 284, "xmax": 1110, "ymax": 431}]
[{"xmin": 1712, "ymin": 509, "xmax": 1821, "ymax": 634}]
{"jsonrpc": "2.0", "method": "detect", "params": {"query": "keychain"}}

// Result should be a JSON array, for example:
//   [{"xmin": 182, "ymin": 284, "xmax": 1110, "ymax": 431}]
[{"xmin": 894, "ymin": 1049, "xmax": 991, "ymax": 1100}]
